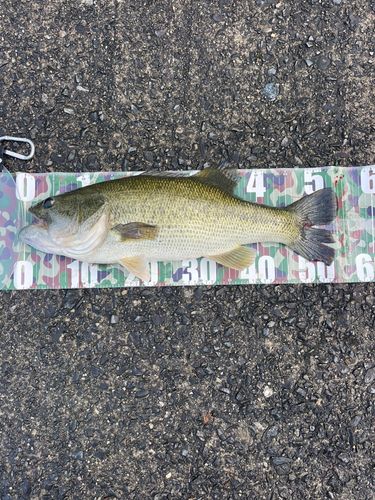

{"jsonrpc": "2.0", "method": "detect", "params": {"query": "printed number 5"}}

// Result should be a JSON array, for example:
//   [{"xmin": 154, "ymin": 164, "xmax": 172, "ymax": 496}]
[{"xmin": 304, "ymin": 169, "xmax": 324, "ymax": 195}]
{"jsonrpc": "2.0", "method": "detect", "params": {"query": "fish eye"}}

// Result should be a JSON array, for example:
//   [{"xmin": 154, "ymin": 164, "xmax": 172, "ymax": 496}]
[{"xmin": 43, "ymin": 197, "xmax": 55, "ymax": 209}]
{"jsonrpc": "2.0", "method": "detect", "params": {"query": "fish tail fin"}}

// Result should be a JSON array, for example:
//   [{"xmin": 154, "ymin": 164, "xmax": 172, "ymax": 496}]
[{"xmin": 287, "ymin": 188, "xmax": 337, "ymax": 266}]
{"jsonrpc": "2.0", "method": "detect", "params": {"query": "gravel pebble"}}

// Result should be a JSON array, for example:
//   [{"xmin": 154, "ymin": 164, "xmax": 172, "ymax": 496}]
[
  {"xmin": 364, "ymin": 367, "xmax": 375, "ymax": 384},
  {"xmin": 338, "ymin": 452, "xmax": 350, "ymax": 463},
  {"xmin": 143, "ymin": 152, "xmax": 153, "ymax": 162},
  {"xmin": 317, "ymin": 55, "xmax": 331, "ymax": 70},
  {"xmin": 71, "ymin": 451, "xmax": 83, "ymax": 460},
  {"xmin": 19, "ymin": 479, "xmax": 31, "ymax": 495},
  {"xmin": 50, "ymin": 152, "xmax": 66, "ymax": 165},
  {"xmin": 135, "ymin": 389, "xmax": 149, "ymax": 398},
  {"xmin": 262, "ymin": 82, "xmax": 279, "ymax": 100},
  {"xmin": 262, "ymin": 425, "xmax": 278, "ymax": 441},
  {"xmin": 271, "ymin": 457, "xmax": 291, "ymax": 475}
]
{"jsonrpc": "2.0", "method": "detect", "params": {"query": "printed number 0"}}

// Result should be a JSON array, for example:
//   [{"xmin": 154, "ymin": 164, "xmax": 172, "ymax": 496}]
[
  {"xmin": 16, "ymin": 173, "xmax": 36, "ymax": 201},
  {"xmin": 14, "ymin": 261, "xmax": 33, "ymax": 289}
]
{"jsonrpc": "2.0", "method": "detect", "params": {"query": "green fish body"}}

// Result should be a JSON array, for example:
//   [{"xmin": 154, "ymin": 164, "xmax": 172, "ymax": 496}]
[{"xmin": 18, "ymin": 167, "xmax": 337, "ymax": 281}]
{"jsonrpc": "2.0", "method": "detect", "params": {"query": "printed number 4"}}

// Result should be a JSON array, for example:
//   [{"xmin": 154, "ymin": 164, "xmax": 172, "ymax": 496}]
[{"xmin": 246, "ymin": 171, "xmax": 266, "ymax": 198}]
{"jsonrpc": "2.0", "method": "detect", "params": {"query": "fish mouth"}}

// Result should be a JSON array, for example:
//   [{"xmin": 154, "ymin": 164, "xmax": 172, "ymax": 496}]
[
  {"xmin": 18, "ymin": 222, "xmax": 57, "ymax": 254},
  {"xmin": 33, "ymin": 219, "xmax": 48, "ymax": 228}
]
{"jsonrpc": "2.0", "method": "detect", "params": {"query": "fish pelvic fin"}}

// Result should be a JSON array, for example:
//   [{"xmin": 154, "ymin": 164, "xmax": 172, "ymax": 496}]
[
  {"xmin": 118, "ymin": 255, "xmax": 150, "ymax": 282},
  {"xmin": 287, "ymin": 188, "xmax": 337, "ymax": 266},
  {"xmin": 208, "ymin": 245, "xmax": 256, "ymax": 271},
  {"xmin": 112, "ymin": 222, "xmax": 158, "ymax": 241}
]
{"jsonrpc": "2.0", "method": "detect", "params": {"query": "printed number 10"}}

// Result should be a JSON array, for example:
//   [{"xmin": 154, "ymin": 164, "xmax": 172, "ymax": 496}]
[{"xmin": 67, "ymin": 261, "xmax": 99, "ymax": 288}]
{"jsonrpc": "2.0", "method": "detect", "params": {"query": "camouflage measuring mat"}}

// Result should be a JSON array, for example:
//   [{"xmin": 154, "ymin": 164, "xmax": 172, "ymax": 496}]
[{"xmin": 1, "ymin": 166, "xmax": 374, "ymax": 289}]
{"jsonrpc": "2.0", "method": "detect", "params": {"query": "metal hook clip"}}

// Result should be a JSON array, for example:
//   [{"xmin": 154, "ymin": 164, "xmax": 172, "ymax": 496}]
[{"xmin": 0, "ymin": 136, "xmax": 35, "ymax": 160}]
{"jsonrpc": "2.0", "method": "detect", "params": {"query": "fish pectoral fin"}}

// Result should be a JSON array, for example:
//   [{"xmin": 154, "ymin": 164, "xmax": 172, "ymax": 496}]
[
  {"xmin": 118, "ymin": 255, "xmax": 150, "ymax": 282},
  {"xmin": 111, "ymin": 222, "xmax": 158, "ymax": 241},
  {"xmin": 208, "ymin": 246, "xmax": 256, "ymax": 271}
]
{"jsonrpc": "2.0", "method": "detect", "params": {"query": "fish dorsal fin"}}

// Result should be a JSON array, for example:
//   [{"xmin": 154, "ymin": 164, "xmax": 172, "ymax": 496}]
[
  {"xmin": 193, "ymin": 165, "xmax": 240, "ymax": 194},
  {"xmin": 140, "ymin": 171, "xmax": 192, "ymax": 178},
  {"xmin": 140, "ymin": 166, "xmax": 240, "ymax": 195}
]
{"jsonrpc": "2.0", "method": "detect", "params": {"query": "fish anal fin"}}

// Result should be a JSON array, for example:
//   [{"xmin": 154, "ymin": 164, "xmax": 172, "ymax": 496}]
[
  {"xmin": 208, "ymin": 246, "xmax": 256, "ymax": 271},
  {"xmin": 118, "ymin": 255, "xmax": 150, "ymax": 282},
  {"xmin": 112, "ymin": 222, "xmax": 158, "ymax": 241}
]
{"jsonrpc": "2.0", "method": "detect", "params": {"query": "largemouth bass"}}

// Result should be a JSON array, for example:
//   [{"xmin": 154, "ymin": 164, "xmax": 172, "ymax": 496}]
[{"xmin": 18, "ymin": 167, "xmax": 337, "ymax": 281}]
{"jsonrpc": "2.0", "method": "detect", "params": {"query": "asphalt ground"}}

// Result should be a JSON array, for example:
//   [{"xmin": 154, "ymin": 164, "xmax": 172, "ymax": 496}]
[{"xmin": 1, "ymin": 1, "xmax": 375, "ymax": 499}]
